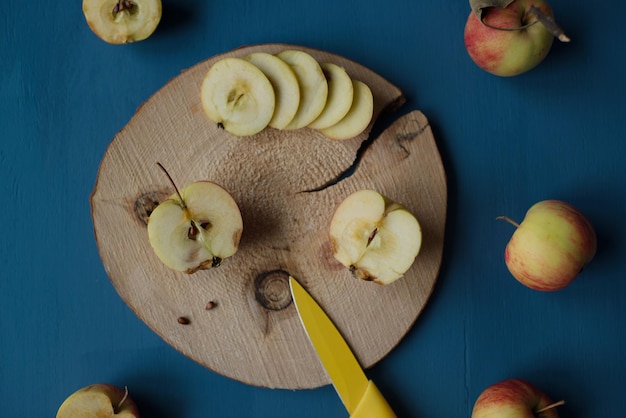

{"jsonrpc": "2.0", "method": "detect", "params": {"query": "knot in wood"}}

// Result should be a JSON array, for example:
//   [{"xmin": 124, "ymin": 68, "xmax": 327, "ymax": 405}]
[{"xmin": 253, "ymin": 270, "xmax": 292, "ymax": 311}]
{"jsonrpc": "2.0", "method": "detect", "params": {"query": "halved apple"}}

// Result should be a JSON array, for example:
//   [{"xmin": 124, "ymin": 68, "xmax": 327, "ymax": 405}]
[
  {"xmin": 82, "ymin": 0, "xmax": 162, "ymax": 44},
  {"xmin": 308, "ymin": 63, "xmax": 354, "ymax": 130},
  {"xmin": 201, "ymin": 57, "xmax": 275, "ymax": 136},
  {"xmin": 321, "ymin": 80, "xmax": 373, "ymax": 140},
  {"xmin": 329, "ymin": 190, "xmax": 422, "ymax": 285},
  {"xmin": 276, "ymin": 50, "xmax": 328, "ymax": 130},
  {"xmin": 147, "ymin": 177, "xmax": 243, "ymax": 274},
  {"xmin": 56, "ymin": 383, "xmax": 139, "ymax": 418},
  {"xmin": 245, "ymin": 52, "xmax": 300, "ymax": 130}
]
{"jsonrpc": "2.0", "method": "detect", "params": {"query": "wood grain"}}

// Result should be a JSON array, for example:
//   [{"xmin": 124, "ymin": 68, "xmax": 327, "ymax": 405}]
[{"xmin": 90, "ymin": 44, "xmax": 446, "ymax": 389}]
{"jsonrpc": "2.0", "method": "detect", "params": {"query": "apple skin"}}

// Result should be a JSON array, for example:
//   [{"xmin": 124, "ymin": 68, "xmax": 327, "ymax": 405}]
[
  {"xmin": 464, "ymin": 0, "xmax": 555, "ymax": 76},
  {"xmin": 472, "ymin": 378, "xmax": 559, "ymax": 418},
  {"xmin": 502, "ymin": 200, "xmax": 597, "ymax": 291},
  {"xmin": 56, "ymin": 383, "xmax": 139, "ymax": 417}
]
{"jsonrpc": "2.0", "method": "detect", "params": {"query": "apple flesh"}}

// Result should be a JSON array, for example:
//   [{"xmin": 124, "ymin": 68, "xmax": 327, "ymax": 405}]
[
  {"xmin": 321, "ymin": 79, "xmax": 373, "ymax": 141},
  {"xmin": 464, "ymin": 0, "xmax": 563, "ymax": 76},
  {"xmin": 498, "ymin": 200, "xmax": 597, "ymax": 291},
  {"xmin": 276, "ymin": 50, "xmax": 329, "ymax": 130},
  {"xmin": 329, "ymin": 189, "xmax": 422, "ymax": 285},
  {"xmin": 56, "ymin": 383, "xmax": 139, "ymax": 418},
  {"xmin": 83, "ymin": 0, "xmax": 162, "ymax": 44},
  {"xmin": 200, "ymin": 57, "xmax": 276, "ymax": 136},
  {"xmin": 472, "ymin": 378, "xmax": 562, "ymax": 418}
]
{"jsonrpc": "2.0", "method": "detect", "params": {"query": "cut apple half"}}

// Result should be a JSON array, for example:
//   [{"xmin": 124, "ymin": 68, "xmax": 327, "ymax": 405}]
[
  {"xmin": 308, "ymin": 63, "xmax": 354, "ymax": 130},
  {"xmin": 147, "ymin": 177, "xmax": 243, "ymax": 274},
  {"xmin": 245, "ymin": 52, "xmax": 300, "ymax": 130},
  {"xmin": 329, "ymin": 190, "xmax": 422, "ymax": 285},
  {"xmin": 321, "ymin": 80, "xmax": 373, "ymax": 140},
  {"xmin": 82, "ymin": 0, "xmax": 162, "ymax": 44},
  {"xmin": 201, "ymin": 57, "xmax": 275, "ymax": 136},
  {"xmin": 276, "ymin": 50, "xmax": 329, "ymax": 130}
]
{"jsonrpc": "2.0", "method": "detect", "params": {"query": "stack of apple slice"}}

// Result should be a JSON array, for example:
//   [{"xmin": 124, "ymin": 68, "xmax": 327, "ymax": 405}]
[{"xmin": 200, "ymin": 49, "xmax": 374, "ymax": 140}]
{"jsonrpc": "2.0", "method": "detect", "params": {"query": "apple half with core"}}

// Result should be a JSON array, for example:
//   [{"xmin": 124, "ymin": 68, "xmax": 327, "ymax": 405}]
[
  {"xmin": 472, "ymin": 378, "xmax": 564, "ymax": 418},
  {"xmin": 56, "ymin": 383, "xmax": 139, "ymax": 418},
  {"xmin": 464, "ymin": 0, "xmax": 570, "ymax": 76},
  {"xmin": 83, "ymin": 0, "xmax": 162, "ymax": 44},
  {"xmin": 329, "ymin": 189, "xmax": 422, "ymax": 285},
  {"xmin": 147, "ymin": 164, "xmax": 243, "ymax": 274},
  {"xmin": 498, "ymin": 200, "xmax": 597, "ymax": 291}
]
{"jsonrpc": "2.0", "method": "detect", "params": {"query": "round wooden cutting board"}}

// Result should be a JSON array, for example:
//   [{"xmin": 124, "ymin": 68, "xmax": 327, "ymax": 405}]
[{"xmin": 90, "ymin": 44, "xmax": 447, "ymax": 389}]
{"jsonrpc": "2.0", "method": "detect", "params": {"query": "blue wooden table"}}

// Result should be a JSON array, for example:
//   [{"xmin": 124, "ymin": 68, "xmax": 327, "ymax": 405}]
[{"xmin": 2, "ymin": 0, "xmax": 625, "ymax": 416}]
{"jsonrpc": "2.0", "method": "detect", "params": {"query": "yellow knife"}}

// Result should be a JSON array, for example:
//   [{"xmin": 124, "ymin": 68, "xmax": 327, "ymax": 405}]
[{"xmin": 289, "ymin": 276, "xmax": 396, "ymax": 418}]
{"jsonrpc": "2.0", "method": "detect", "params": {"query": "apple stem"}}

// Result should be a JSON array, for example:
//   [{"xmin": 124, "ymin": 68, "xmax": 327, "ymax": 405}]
[
  {"xmin": 535, "ymin": 399, "xmax": 565, "ymax": 414},
  {"xmin": 114, "ymin": 386, "xmax": 129, "ymax": 414},
  {"xmin": 156, "ymin": 162, "xmax": 187, "ymax": 209},
  {"xmin": 496, "ymin": 215, "xmax": 520, "ymax": 228},
  {"xmin": 529, "ymin": 5, "xmax": 571, "ymax": 42}
]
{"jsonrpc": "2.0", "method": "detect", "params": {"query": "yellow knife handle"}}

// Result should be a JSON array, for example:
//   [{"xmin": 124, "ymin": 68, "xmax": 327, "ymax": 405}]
[{"xmin": 350, "ymin": 380, "xmax": 397, "ymax": 418}]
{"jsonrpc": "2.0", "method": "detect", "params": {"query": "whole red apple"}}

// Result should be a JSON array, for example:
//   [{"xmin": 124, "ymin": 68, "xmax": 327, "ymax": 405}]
[
  {"xmin": 56, "ymin": 383, "xmax": 140, "ymax": 418},
  {"xmin": 498, "ymin": 200, "xmax": 597, "ymax": 291},
  {"xmin": 464, "ymin": 0, "xmax": 566, "ymax": 76},
  {"xmin": 472, "ymin": 378, "xmax": 563, "ymax": 418}
]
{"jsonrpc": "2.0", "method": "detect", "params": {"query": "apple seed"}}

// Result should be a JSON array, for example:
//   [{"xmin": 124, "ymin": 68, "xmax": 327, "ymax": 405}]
[
  {"xmin": 177, "ymin": 316, "xmax": 190, "ymax": 325},
  {"xmin": 112, "ymin": 0, "xmax": 135, "ymax": 14}
]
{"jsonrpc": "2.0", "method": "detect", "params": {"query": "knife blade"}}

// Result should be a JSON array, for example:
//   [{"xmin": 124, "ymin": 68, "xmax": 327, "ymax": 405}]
[{"xmin": 289, "ymin": 276, "xmax": 396, "ymax": 418}]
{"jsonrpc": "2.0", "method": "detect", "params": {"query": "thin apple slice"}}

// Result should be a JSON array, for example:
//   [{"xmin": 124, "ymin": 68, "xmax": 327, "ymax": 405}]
[
  {"xmin": 201, "ymin": 57, "xmax": 275, "ymax": 136},
  {"xmin": 321, "ymin": 80, "xmax": 373, "ymax": 140},
  {"xmin": 82, "ymin": 0, "xmax": 162, "ymax": 44},
  {"xmin": 56, "ymin": 384, "xmax": 139, "ymax": 418},
  {"xmin": 308, "ymin": 63, "xmax": 354, "ymax": 130},
  {"xmin": 245, "ymin": 52, "xmax": 300, "ymax": 130},
  {"xmin": 329, "ymin": 190, "xmax": 422, "ymax": 285},
  {"xmin": 276, "ymin": 50, "xmax": 328, "ymax": 130},
  {"xmin": 147, "ymin": 181, "xmax": 243, "ymax": 273}
]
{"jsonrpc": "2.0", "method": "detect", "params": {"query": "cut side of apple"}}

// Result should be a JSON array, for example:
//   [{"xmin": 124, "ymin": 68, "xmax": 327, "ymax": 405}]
[
  {"xmin": 308, "ymin": 63, "xmax": 354, "ymax": 130},
  {"xmin": 82, "ymin": 0, "xmax": 162, "ymax": 44},
  {"xmin": 245, "ymin": 52, "xmax": 300, "ymax": 130},
  {"xmin": 147, "ymin": 181, "xmax": 243, "ymax": 274},
  {"xmin": 329, "ymin": 189, "xmax": 422, "ymax": 285},
  {"xmin": 276, "ymin": 50, "xmax": 329, "ymax": 130},
  {"xmin": 56, "ymin": 383, "xmax": 139, "ymax": 418},
  {"xmin": 201, "ymin": 57, "xmax": 275, "ymax": 136},
  {"xmin": 321, "ymin": 80, "xmax": 373, "ymax": 140}
]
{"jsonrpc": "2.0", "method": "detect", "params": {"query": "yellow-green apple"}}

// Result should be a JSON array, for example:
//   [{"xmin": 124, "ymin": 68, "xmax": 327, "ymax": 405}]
[
  {"xmin": 201, "ymin": 57, "xmax": 276, "ymax": 136},
  {"xmin": 83, "ymin": 0, "xmax": 162, "ymax": 44},
  {"xmin": 498, "ymin": 200, "xmax": 597, "ymax": 291},
  {"xmin": 321, "ymin": 80, "xmax": 373, "ymax": 140},
  {"xmin": 56, "ymin": 383, "xmax": 139, "ymax": 418},
  {"xmin": 147, "ymin": 164, "xmax": 243, "ymax": 273},
  {"xmin": 329, "ymin": 189, "xmax": 422, "ymax": 285},
  {"xmin": 464, "ymin": 0, "xmax": 569, "ymax": 76},
  {"xmin": 308, "ymin": 63, "xmax": 354, "ymax": 130},
  {"xmin": 472, "ymin": 378, "xmax": 563, "ymax": 418},
  {"xmin": 245, "ymin": 52, "xmax": 300, "ymax": 130},
  {"xmin": 276, "ymin": 50, "xmax": 329, "ymax": 130}
]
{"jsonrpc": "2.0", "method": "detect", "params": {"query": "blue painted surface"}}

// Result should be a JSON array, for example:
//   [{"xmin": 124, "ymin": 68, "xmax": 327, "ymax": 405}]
[{"xmin": 1, "ymin": 0, "xmax": 625, "ymax": 416}]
